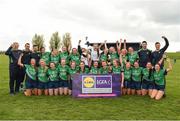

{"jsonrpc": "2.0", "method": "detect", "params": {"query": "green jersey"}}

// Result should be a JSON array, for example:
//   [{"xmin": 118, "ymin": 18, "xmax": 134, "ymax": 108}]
[
  {"xmin": 90, "ymin": 67, "xmax": 99, "ymax": 74},
  {"xmin": 121, "ymin": 55, "xmax": 128, "ymax": 66},
  {"xmin": 124, "ymin": 68, "xmax": 132, "ymax": 81},
  {"xmin": 100, "ymin": 53, "xmax": 108, "ymax": 62},
  {"xmin": 47, "ymin": 68, "xmax": 59, "ymax": 81},
  {"xmin": 41, "ymin": 52, "xmax": 50, "ymax": 65},
  {"xmin": 50, "ymin": 54, "xmax": 60, "ymax": 66},
  {"xmin": 153, "ymin": 69, "xmax": 167, "ymax": 85},
  {"xmin": 58, "ymin": 65, "xmax": 69, "ymax": 80},
  {"xmin": 132, "ymin": 67, "xmax": 142, "ymax": 82},
  {"xmin": 142, "ymin": 68, "xmax": 153, "ymax": 81},
  {"xmin": 25, "ymin": 64, "xmax": 37, "ymax": 81},
  {"xmin": 59, "ymin": 52, "xmax": 69, "ymax": 64},
  {"xmin": 69, "ymin": 54, "xmax": 80, "ymax": 65},
  {"xmin": 112, "ymin": 66, "xmax": 123, "ymax": 74},
  {"xmin": 79, "ymin": 67, "xmax": 89, "ymax": 74},
  {"xmin": 110, "ymin": 52, "xmax": 119, "ymax": 62},
  {"xmin": 69, "ymin": 67, "xmax": 79, "ymax": 80},
  {"xmin": 99, "ymin": 67, "xmax": 109, "ymax": 74},
  {"xmin": 37, "ymin": 66, "xmax": 48, "ymax": 82},
  {"xmin": 127, "ymin": 52, "xmax": 139, "ymax": 65}
]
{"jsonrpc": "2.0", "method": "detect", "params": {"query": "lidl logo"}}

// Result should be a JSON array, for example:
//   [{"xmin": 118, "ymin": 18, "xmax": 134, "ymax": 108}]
[{"xmin": 83, "ymin": 77, "xmax": 95, "ymax": 88}]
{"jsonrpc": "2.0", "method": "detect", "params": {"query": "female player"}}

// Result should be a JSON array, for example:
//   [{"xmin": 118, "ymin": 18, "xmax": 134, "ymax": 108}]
[
  {"xmin": 131, "ymin": 61, "xmax": 142, "ymax": 95},
  {"xmin": 151, "ymin": 58, "xmax": 172, "ymax": 100},
  {"xmin": 68, "ymin": 61, "xmax": 79, "ymax": 95},
  {"xmin": 111, "ymin": 59, "xmax": 124, "ymax": 93},
  {"xmin": 89, "ymin": 61, "xmax": 99, "ymax": 74},
  {"xmin": 37, "ymin": 59, "xmax": 49, "ymax": 96},
  {"xmin": 47, "ymin": 62, "xmax": 59, "ymax": 96},
  {"xmin": 40, "ymin": 47, "xmax": 50, "ymax": 66},
  {"xmin": 99, "ymin": 61, "xmax": 109, "ymax": 74},
  {"xmin": 50, "ymin": 49, "xmax": 60, "ymax": 66},
  {"xmin": 79, "ymin": 61, "xmax": 89, "ymax": 74},
  {"xmin": 141, "ymin": 62, "xmax": 154, "ymax": 96},
  {"xmin": 123, "ymin": 62, "xmax": 132, "ymax": 95},
  {"xmin": 127, "ymin": 47, "xmax": 139, "ymax": 66},
  {"xmin": 18, "ymin": 55, "xmax": 37, "ymax": 96},
  {"xmin": 58, "ymin": 58, "xmax": 69, "ymax": 95}
]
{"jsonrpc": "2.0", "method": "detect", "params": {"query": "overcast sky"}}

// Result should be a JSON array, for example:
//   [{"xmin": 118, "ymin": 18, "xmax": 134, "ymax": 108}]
[{"xmin": 0, "ymin": 0, "xmax": 179, "ymax": 52}]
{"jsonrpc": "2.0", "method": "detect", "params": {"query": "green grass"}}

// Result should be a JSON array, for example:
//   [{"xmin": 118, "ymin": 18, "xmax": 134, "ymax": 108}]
[
  {"xmin": 0, "ymin": 55, "xmax": 180, "ymax": 120},
  {"xmin": 167, "ymin": 52, "xmax": 180, "ymax": 59}
]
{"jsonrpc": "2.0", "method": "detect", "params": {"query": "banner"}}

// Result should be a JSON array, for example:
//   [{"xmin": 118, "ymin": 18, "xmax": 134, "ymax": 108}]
[{"xmin": 72, "ymin": 74, "xmax": 121, "ymax": 98}]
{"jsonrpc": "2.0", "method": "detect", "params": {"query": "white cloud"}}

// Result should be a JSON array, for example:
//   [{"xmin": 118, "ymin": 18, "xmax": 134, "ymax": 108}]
[{"xmin": 0, "ymin": 0, "xmax": 179, "ymax": 52}]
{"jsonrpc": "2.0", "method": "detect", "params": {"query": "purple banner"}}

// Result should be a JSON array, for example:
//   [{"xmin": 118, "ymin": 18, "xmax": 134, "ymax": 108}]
[{"xmin": 72, "ymin": 74, "xmax": 121, "ymax": 98}]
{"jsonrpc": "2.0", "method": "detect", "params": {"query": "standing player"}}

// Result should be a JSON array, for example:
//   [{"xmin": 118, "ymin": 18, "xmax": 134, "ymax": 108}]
[
  {"xmin": 127, "ymin": 47, "xmax": 139, "ymax": 66},
  {"xmin": 37, "ymin": 59, "xmax": 49, "ymax": 96},
  {"xmin": 5, "ymin": 42, "xmax": 22, "ymax": 95},
  {"xmin": 69, "ymin": 48, "xmax": 80, "ymax": 66},
  {"xmin": 58, "ymin": 59, "xmax": 69, "ymax": 95},
  {"xmin": 40, "ymin": 47, "xmax": 50, "ymax": 66},
  {"xmin": 99, "ymin": 40, "xmax": 108, "ymax": 62},
  {"xmin": 50, "ymin": 49, "xmax": 60, "ymax": 66},
  {"xmin": 131, "ymin": 62, "xmax": 143, "ymax": 95},
  {"xmin": 59, "ymin": 46, "xmax": 70, "ymax": 65},
  {"xmin": 120, "ymin": 49, "xmax": 128, "ymax": 67},
  {"xmin": 47, "ymin": 62, "xmax": 59, "ymax": 96},
  {"xmin": 78, "ymin": 40, "xmax": 91, "ymax": 67},
  {"xmin": 108, "ymin": 47, "xmax": 119, "ymax": 65},
  {"xmin": 138, "ymin": 41, "xmax": 151, "ymax": 68},
  {"xmin": 151, "ymin": 58, "xmax": 172, "ymax": 100}
]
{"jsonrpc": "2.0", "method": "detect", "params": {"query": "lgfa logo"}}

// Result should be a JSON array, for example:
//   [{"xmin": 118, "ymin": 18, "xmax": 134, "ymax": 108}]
[{"xmin": 83, "ymin": 77, "xmax": 95, "ymax": 88}]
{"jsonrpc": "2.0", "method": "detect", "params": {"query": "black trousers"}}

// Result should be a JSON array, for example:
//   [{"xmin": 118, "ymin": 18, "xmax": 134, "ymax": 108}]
[
  {"xmin": 9, "ymin": 65, "xmax": 21, "ymax": 93},
  {"xmin": 19, "ymin": 67, "xmax": 26, "ymax": 83}
]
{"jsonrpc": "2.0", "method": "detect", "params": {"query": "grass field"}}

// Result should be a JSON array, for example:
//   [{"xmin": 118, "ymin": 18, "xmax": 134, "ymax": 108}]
[{"xmin": 0, "ymin": 54, "xmax": 180, "ymax": 120}]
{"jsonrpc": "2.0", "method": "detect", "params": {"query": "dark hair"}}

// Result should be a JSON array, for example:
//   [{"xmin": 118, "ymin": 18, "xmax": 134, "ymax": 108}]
[
  {"xmin": 25, "ymin": 43, "xmax": 30, "ymax": 45},
  {"xmin": 49, "ymin": 61, "xmax": 55, "ymax": 66},
  {"xmin": 40, "ymin": 47, "xmax": 45, "ymax": 51},
  {"xmin": 142, "ymin": 41, "xmax": 147, "ymax": 44},
  {"xmin": 155, "ymin": 42, "xmax": 160, "ymax": 45}
]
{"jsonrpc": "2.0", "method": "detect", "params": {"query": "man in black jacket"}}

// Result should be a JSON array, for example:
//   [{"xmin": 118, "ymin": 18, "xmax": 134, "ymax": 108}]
[
  {"xmin": 19, "ymin": 43, "xmax": 32, "ymax": 89},
  {"xmin": 5, "ymin": 42, "xmax": 22, "ymax": 95},
  {"xmin": 30, "ymin": 45, "xmax": 41, "ymax": 66},
  {"xmin": 138, "ymin": 41, "xmax": 152, "ymax": 68},
  {"xmin": 151, "ymin": 36, "xmax": 169, "ymax": 68}
]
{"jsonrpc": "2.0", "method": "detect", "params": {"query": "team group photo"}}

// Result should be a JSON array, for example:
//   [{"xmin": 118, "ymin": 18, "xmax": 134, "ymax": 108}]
[{"xmin": 0, "ymin": 0, "xmax": 179, "ymax": 120}]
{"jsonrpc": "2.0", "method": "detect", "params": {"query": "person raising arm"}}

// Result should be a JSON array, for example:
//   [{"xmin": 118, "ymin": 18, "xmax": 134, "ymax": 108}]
[{"xmin": 150, "ymin": 58, "xmax": 172, "ymax": 100}]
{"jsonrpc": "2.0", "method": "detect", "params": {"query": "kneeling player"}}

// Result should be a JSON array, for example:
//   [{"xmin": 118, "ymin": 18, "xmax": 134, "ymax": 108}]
[
  {"xmin": 131, "ymin": 62, "xmax": 143, "ymax": 95},
  {"xmin": 123, "ymin": 62, "xmax": 132, "ymax": 95},
  {"xmin": 68, "ymin": 61, "xmax": 79, "ymax": 95},
  {"xmin": 151, "ymin": 58, "xmax": 172, "ymax": 100},
  {"xmin": 18, "ymin": 57, "xmax": 38, "ymax": 96},
  {"xmin": 141, "ymin": 62, "xmax": 154, "ymax": 96}
]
